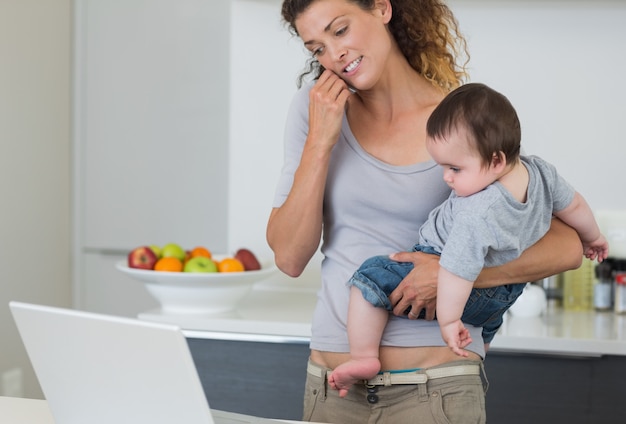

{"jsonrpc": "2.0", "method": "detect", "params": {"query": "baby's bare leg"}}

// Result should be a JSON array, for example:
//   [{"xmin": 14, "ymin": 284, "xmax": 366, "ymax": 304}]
[{"xmin": 328, "ymin": 286, "xmax": 388, "ymax": 397}]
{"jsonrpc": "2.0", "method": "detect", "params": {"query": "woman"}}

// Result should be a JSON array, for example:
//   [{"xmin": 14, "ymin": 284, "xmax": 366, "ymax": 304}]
[{"xmin": 267, "ymin": 1, "xmax": 582, "ymax": 422}]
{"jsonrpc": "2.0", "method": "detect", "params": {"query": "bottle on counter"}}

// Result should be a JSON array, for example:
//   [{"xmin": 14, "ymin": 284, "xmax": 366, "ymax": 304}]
[
  {"xmin": 614, "ymin": 259, "xmax": 626, "ymax": 314},
  {"xmin": 539, "ymin": 275, "xmax": 562, "ymax": 310},
  {"xmin": 562, "ymin": 257, "xmax": 594, "ymax": 311},
  {"xmin": 594, "ymin": 259, "xmax": 614, "ymax": 312}
]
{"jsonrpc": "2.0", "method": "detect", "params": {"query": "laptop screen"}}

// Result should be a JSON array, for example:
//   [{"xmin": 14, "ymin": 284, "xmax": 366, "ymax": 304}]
[{"xmin": 9, "ymin": 301, "xmax": 282, "ymax": 424}]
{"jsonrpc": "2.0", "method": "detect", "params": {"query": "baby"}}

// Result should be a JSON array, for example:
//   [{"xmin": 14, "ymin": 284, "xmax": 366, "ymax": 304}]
[{"xmin": 329, "ymin": 83, "xmax": 609, "ymax": 397}]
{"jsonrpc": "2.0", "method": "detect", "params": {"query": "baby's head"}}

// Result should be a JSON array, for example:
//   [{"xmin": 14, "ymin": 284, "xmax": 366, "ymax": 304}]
[{"xmin": 426, "ymin": 83, "xmax": 521, "ymax": 170}]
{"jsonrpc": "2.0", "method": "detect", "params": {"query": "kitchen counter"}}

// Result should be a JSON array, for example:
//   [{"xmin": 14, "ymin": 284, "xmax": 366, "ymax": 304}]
[
  {"xmin": 492, "ymin": 307, "xmax": 626, "ymax": 357},
  {"xmin": 138, "ymin": 281, "xmax": 626, "ymax": 357},
  {"xmin": 0, "ymin": 396, "xmax": 320, "ymax": 424}
]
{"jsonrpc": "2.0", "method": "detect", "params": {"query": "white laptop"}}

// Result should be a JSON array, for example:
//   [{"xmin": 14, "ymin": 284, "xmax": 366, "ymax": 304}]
[{"xmin": 9, "ymin": 301, "xmax": 285, "ymax": 424}]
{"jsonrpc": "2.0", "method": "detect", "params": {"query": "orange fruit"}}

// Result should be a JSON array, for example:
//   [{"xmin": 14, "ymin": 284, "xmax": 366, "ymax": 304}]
[
  {"xmin": 154, "ymin": 257, "xmax": 183, "ymax": 272},
  {"xmin": 190, "ymin": 246, "xmax": 212, "ymax": 259},
  {"xmin": 217, "ymin": 257, "xmax": 245, "ymax": 273}
]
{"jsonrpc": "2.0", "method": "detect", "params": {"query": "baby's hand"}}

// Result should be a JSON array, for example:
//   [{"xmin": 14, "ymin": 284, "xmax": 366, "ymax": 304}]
[
  {"xmin": 583, "ymin": 235, "xmax": 609, "ymax": 262},
  {"xmin": 440, "ymin": 320, "xmax": 472, "ymax": 357}
]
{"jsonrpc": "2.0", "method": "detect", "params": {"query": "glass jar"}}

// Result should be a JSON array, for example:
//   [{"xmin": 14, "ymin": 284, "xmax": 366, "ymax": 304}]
[
  {"xmin": 594, "ymin": 259, "xmax": 614, "ymax": 311},
  {"xmin": 614, "ymin": 259, "xmax": 626, "ymax": 314},
  {"xmin": 562, "ymin": 258, "xmax": 594, "ymax": 311}
]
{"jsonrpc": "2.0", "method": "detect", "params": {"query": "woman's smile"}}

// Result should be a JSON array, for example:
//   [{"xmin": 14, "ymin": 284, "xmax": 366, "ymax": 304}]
[{"xmin": 344, "ymin": 56, "xmax": 362, "ymax": 74}]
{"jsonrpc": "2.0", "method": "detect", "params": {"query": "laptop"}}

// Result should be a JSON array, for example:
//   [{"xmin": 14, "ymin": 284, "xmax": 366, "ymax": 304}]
[{"xmin": 9, "ymin": 301, "xmax": 284, "ymax": 424}]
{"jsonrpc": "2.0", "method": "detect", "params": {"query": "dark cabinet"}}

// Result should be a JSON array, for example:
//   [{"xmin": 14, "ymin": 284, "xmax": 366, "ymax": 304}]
[
  {"xmin": 187, "ymin": 337, "xmax": 310, "ymax": 420},
  {"xmin": 485, "ymin": 352, "xmax": 626, "ymax": 423}
]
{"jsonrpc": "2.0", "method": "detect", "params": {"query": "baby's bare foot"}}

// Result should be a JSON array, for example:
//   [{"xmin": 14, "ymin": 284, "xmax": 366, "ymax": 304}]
[{"xmin": 328, "ymin": 358, "xmax": 381, "ymax": 397}]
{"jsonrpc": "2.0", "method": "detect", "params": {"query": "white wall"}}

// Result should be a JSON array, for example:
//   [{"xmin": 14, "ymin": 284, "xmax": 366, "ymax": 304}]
[{"xmin": 0, "ymin": 0, "xmax": 72, "ymax": 399}]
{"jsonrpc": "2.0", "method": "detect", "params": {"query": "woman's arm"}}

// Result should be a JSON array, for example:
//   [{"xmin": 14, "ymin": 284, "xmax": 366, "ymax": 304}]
[
  {"xmin": 267, "ymin": 71, "xmax": 352, "ymax": 277},
  {"xmin": 266, "ymin": 145, "xmax": 327, "ymax": 277},
  {"xmin": 389, "ymin": 218, "xmax": 583, "ymax": 317}
]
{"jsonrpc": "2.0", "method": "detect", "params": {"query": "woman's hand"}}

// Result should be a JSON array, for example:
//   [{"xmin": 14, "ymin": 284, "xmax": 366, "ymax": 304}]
[
  {"xmin": 387, "ymin": 251, "xmax": 440, "ymax": 320},
  {"xmin": 307, "ymin": 70, "xmax": 352, "ymax": 151}
]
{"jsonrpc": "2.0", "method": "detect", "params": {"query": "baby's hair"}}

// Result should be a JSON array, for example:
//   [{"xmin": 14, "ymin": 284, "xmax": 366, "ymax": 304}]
[{"xmin": 427, "ymin": 83, "xmax": 521, "ymax": 168}]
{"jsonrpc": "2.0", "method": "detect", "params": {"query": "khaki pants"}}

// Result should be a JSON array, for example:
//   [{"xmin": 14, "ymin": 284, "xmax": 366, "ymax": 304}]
[{"xmin": 303, "ymin": 359, "xmax": 487, "ymax": 424}]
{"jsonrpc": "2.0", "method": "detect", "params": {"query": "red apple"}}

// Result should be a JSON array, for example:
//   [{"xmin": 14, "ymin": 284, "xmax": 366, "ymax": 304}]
[
  {"xmin": 234, "ymin": 248, "xmax": 261, "ymax": 271},
  {"xmin": 128, "ymin": 246, "xmax": 158, "ymax": 270}
]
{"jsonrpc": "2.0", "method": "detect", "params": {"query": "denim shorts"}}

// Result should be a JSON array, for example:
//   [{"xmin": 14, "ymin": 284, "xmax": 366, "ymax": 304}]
[{"xmin": 348, "ymin": 244, "xmax": 526, "ymax": 343}]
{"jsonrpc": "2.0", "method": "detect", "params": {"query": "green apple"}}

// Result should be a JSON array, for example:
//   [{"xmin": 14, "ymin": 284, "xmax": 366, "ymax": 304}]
[
  {"xmin": 183, "ymin": 256, "xmax": 218, "ymax": 273},
  {"xmin": 149, "ymin": 244, "xmax": 162, "ymax": 258},
  {"xmin": 161, "ymin": 243, "xmax": 186, "ymax": 262}
]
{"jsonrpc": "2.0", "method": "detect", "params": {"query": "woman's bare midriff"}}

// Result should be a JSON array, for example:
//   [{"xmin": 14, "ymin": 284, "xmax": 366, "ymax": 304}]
[{"xmin": 310, "ymin": 346, "xmax": 481, "ymax": 371}]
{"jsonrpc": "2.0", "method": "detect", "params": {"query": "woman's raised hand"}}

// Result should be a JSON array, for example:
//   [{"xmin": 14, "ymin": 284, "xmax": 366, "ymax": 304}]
[{"xmin": 307, "ymin": 70, "xmax": 353, "ymax": 151}]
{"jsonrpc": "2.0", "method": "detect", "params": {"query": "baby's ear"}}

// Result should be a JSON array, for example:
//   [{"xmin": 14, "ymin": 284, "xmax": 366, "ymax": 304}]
[{"xmin": 490, "ymin": 151, "xmax": 507, "ymax": 171}]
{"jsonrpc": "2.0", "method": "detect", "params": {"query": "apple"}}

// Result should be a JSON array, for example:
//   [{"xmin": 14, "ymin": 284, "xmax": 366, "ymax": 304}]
[
  {"xmin": 149, "ymin": 244, "xmax": 162, "ymax": 258},
  {"xmin": 183, "ymin": 256, "xmax": 218, "ymax": 273},
  {"xmin": 161, "ymin": 243, "xmax": 186, "ymax": 262},
  {"xmin": 234, "ymin": 248, "xmax": 261, "ymax": 271},
  {"xmin": 128, "ymin": 246, "xmax": 158, "ymax": 270}
]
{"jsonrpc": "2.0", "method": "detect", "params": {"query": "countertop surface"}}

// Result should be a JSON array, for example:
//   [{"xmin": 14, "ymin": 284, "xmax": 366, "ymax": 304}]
[
  {"xmin": 0, "ymin": 396, "xmax": 319, "ymax": 424},
  {"xmin": 138, "ymin": 280, "xmax": 626, "ymax": 358}
]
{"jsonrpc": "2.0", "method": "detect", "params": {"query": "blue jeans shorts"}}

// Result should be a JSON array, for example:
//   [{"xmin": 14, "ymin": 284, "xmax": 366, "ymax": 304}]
[{"xmin": 348, "ymin": 244, "xmax": 526, "ymax": 343}]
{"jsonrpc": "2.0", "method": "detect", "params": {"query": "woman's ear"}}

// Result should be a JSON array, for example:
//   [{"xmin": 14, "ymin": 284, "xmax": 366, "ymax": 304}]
[{"xmin": 375, "ymin": 0, "xmax": 392, "ymax": 24}]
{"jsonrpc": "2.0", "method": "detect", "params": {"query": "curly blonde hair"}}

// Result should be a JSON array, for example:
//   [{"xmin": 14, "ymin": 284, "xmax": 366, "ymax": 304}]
[{"xmin": 282, "ymin": 0, "xmax": 469, "ymax": 92}]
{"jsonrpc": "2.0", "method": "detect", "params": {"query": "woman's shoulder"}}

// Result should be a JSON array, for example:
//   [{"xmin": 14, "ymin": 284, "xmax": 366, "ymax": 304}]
[
  {"xmin": 283, "ymin": 80, "xmax": 315, "ymax": 125},
  {"xmin": 283, "ymin": 81, "xmax": 316, "ymax": 140},
  {"xmin": 290, "ymin": 80, "xmax": 315, "ymax": 105}
]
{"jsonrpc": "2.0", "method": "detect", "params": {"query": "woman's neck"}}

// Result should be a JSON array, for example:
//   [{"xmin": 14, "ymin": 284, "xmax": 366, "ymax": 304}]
[{"xmin": 354, "ymin": 64, "xmax": 442, "ymax": 124}]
